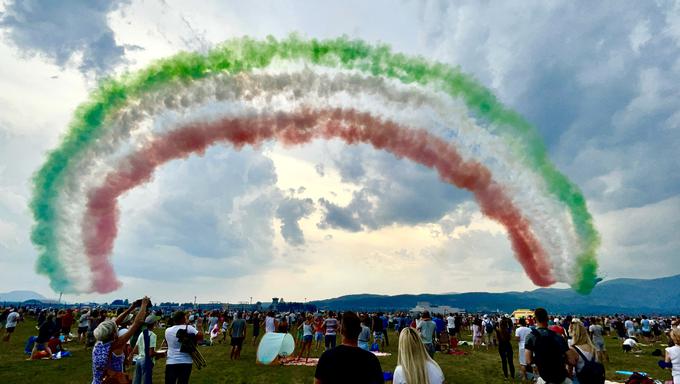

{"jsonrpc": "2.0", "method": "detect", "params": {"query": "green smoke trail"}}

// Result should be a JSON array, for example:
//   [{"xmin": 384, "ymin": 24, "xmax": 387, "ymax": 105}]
[{"xmin": 31, "ymin": 35, "xmax": 598, "ymax": 293}]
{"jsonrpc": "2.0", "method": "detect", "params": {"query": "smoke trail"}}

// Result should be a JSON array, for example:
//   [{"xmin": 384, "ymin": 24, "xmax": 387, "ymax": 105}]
[
  {"xmin": 83, "ymin": 108, "xmax": 554, "ymax": 293},
  {"xmin": 59, "ymin": 69, "xmax": 577, "ymax": 291},
  {"xmin": 31, "ymin": 36, "xmax": 596, "ymax": 293}
]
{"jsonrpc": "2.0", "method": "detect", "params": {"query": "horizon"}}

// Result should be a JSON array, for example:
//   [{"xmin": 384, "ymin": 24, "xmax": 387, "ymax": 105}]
[{"xmin": 3, "ymin": 272, "xmax": 678, "ymax": 304}]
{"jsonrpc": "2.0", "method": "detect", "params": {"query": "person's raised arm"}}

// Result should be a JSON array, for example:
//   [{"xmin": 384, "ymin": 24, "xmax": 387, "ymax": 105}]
[
  {"xmin": 115, "ymin": 301, "xmax": 138, "ymax": 326},
  {"xmin": 115, "ymin": 297, "xmax": 149, "ymax": 347}
]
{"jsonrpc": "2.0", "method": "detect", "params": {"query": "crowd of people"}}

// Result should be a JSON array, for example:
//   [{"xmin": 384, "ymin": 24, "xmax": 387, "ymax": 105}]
[{"xmin": 2, "ymin": 303, "xmax": 680, "ymax": 384}]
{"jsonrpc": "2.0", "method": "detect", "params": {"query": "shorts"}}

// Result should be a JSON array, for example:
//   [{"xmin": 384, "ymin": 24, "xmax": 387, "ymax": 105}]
[
  {"xmin": 642, "ymin": 331, "xmax": 652, "ymax": 337},
  {"xmin": 423, "ymin": 342, "xmax": 435, "ymax": 357},
  {"xmin": 594, "ymin": 340, "xmax": 606, "ymax": 351},
  {"xmin": 315, "ymin": 332, "xmax": 323, "ymax": 341},
  {"xmin": 518, "ymin": 347, "xmax": 526, "ymax": 365},
  {"xmin": 230, "ymin": 337, "xmax": 244, "ymax": 347},
  {"xmin": 5, "ymin": 327, "xmax": 15, "ymax": 333},
  {"xmin": 358, "ymin": 341, "xmax": 369, "ymax": 351},
  {"xmin": 303, "ymin": 335, "xmax": 313, "ymax": 343},
  {"xmin": 622, "ymin": 344, "xmax": 632, "ymax": 352},
  {"xmin": 447, "ymin": 327, "xmax": 455, "ymax": 335},
  {"xmin": 78, "ymin": 326, "xmax": 88, "ymax": 334}
]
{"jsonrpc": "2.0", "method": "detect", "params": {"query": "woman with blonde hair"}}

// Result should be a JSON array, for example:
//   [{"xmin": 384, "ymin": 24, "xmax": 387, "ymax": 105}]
[
  {"xmin": 393, "ymin": 327, "xmax": 445, "ymax": 384},
  {"xmin": 569, "ymin": 320, "xmax": 604, "ymax": 384},
  {"xmin": 663, "ymin": 328, "xmax": 680, "ymax": 384}
]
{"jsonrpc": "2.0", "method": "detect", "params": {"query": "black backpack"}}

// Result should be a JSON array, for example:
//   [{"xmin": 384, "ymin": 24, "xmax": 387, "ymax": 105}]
[
  {"xmin": 573, "ymin": 346, "xmax": 605, "ymax": 384},
  {"xmin": 484, "ymin": 320, "xmax": 494, "ymax": 333},
  {"xmin": 530, "ymin": 328, "xmax": 568, "ymax": 383}
]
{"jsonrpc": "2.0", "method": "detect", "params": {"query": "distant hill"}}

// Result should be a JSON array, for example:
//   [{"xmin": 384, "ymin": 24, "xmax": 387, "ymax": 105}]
[
  {"xmin": 309, "ymin": 274, "xmax": 680, "ymax": 314},
  {"xmin": 0, "ymin": 290, "xmax": 48, "ymax": 303}
]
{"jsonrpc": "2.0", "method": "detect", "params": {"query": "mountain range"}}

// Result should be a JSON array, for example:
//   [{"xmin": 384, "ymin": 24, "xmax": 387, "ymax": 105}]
[
  {"xmin": 309, "ymin": 274, "xmax": 680, "ymax": 314},
  {"xmin": 0, "ymin": 290, "xmax": 48, "ymax": 303}
]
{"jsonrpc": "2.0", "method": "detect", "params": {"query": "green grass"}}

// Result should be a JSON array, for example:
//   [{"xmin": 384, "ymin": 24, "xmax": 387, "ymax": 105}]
[{"xmin": 0, "ymin": 317, "xmax": 673, "ymax": 383}]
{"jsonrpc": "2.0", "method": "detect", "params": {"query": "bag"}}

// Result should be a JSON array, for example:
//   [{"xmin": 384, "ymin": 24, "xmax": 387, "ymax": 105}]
[
  {"xmin": 529, "ymin": 328, "xmax": 568, "ymax": 383},
  {"xmin": 484, "ymin": 320, "xmax": 494, "ymax": 333},
  {"xmin": 573, "ymin": 346, "xmax": 605, "ymax": 384},
  {"xmin": 102, "ymin": 345, "xmax": 132, "ymax": 384},
  {"xmin": 176, "ymin": 325, "xmax": 197, "ymax": 354}
]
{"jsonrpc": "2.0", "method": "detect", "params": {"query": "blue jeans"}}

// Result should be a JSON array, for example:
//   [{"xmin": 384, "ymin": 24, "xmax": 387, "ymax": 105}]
[{"xmin": 133, "ymin": 359, "xmax": 153, "ymax": 384}]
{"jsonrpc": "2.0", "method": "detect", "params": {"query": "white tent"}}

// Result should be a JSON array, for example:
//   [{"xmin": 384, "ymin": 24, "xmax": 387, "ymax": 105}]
[{"xmin": 256, "ymin": 332, "xmax": 296, "ymax": 365}]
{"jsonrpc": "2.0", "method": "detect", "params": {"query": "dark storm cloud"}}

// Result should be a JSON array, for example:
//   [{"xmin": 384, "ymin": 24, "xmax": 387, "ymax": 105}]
[{"xmin": 0, "ymin": 0, "xmax": 131, "ymax": 76}]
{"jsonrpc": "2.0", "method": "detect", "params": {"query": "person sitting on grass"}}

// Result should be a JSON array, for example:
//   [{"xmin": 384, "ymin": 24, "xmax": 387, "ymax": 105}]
[
  {"xmin": 314, "ymin": 311, "xmax": 384, "ymax": 384},
  {"xmin": 393, "ymin": 327, "xmax": 445, "ymax": 384},
  {"xmin": 92, "ymin": 298, "xmax": 150, "ymax": 384}
]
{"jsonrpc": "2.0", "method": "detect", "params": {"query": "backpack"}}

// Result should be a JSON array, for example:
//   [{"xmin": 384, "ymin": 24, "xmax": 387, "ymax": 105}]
[
  {"xmin": 529, "ymin": 328, "xmax": 568, "ymax": 383},
  {"xmin": 573, "ymin": 346, "xmax": 605, "ymax": 384},
  {"xmin": 484, "ymin": 320, "xmax": 494, "ymax": 333}
]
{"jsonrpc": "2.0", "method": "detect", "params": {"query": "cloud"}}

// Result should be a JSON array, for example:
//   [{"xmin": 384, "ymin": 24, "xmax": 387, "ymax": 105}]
[
  {"xmin": 112, "ymin": 145, "xmax": 280, "ymax": 282},
  {"xmin": 317, "ymin": 144, "xmax": 472, "ymax": 231},
  {"xmin": 276, "ymin": 196, "xmax": 315, "ymax": 246},
  {"xmin": 416, "ymin": 0, "xmax": 680, "ymax": 212},
  {"xmin": 0, "ymin": 0, "xmax": 131, "ymax": 76}
]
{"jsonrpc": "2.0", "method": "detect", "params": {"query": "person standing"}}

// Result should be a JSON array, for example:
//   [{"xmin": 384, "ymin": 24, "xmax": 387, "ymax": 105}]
[
  {"xmin": 446, "ymin": 313, "xmax": 456, "ymax": 337},
  {"xmin": 358, "ymin": 315, "xmax": 372, "ymax": 351},
  {"xmin": 314, "ymin": 311, "xmax": 383, "ymax": 384},
  {"xmin": 525, "ymin": 308, "xmax": 577, "ymax": 384},
  {"xmin": 78, "ymin": 310, "xmax": 91, "ymax": 343},
  {"xmin": 132, "ymin": 315, "xmax": 165, "ymax": 384},
  {"xmin": 92, "ymin": 298, "xmax": 150, "ymax": 384},
  {"xmin": 496, "ymin": 316, "xmax": 516, "ymax": 380},
  {"xmin": 324, "ymin": 312, "xmax": 339, "ymax": 350},
  {"xmin": 472, "ymin": 318, "xmax": 483, "ymax": 350},
  {"xmin": 515, "ymin": 317, "xmax": 532, "ymax": 380},
  {"xmin": 165, "ymin": 311, "xmax": 198, "ymax": 384},
  {"xmin": 314, "ymin": 314, "xmax": 325, "ymax": 351},
  {"xmin": 371, "ymin": 313, "xmax": 384, "ymax": 348},
  {"xmin": 417, "ymin": 311, "xmax": 437, "ymax": 358},
  {"xmin": 482, "ymin": 315, "xmax": 495, "ymax": 349},
  {"xmin": 588, "ymin": 318, "xmax": 609, "ymax": 363},
  {"xmin": 229, "ymin": 312, "xmax": 247, "ymax": 360},
  {"xmin": 251, "ymin": 312, "xmax": 261, "ymax": 346},
  {"xmin": 297, "ymin": 314, "xmax": 315, "ymax": 361},
  {"xmin": 3, "ymin": 308, "xmax": 22, "ymax": 342},
  {"xmin": 663, "ymin": 328, "xmax": 680, "ymax": 384},
  {"xmin": 569, "ymin": 320, "xmax": 604, "ymax": 384},
  {"xmin": 264, "ymin": 311, "xmax": 277, "ymax": 334},
  {"xmin": 393, "ymin": 327, "xmax": 445, "ymax": 384}
]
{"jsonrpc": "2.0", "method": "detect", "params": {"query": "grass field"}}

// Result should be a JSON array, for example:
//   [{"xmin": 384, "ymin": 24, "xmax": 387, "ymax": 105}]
[{"xmin": 0, "ymin": 316, "xmax": 673, "ymax": 383}]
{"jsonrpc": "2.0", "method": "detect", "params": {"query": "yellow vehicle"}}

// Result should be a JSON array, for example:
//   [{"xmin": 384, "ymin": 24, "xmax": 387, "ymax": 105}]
[{"xmin": 511, "ymin": 309, "xmax": 534, "ymax": 320}]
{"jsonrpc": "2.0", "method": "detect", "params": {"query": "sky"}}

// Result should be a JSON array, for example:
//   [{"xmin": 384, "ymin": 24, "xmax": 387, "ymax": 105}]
[{"xmin": 0, "ymin": 0, "xmax": 678, "ymax": 304}]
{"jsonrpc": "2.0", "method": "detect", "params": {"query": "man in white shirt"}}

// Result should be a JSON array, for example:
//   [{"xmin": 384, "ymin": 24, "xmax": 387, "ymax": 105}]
[
  {"xmin": 165, "ymin": 311, "xmax": 198, "ymax": 384},
  {"xmin": 514, "ymin": 317, "xmax": 532, "ymax": 380},
  {"xmin": 446, "ymin": 313, "xmax": 456, "ymax": 336},
  {"xmin": 3, "ymin": 309, "xmax": 22, "ymax": 342}
]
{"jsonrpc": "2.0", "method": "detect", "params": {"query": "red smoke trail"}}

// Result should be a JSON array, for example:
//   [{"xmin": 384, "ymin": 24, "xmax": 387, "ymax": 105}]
[{"xmin": 83, "ymin": 108, "xmax": 554, "ymax": 293}]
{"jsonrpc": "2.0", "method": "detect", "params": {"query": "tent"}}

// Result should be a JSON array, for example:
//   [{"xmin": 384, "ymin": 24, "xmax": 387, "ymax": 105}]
[{"xmin": 256, "ymin": 332, "xmax": 295, "ymax": 365}]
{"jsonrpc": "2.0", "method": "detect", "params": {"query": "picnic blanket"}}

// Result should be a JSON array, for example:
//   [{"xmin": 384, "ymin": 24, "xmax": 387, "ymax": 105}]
[{"xmin": 281, "ymin": 357, "xmax": 319, "ymax": 367}]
